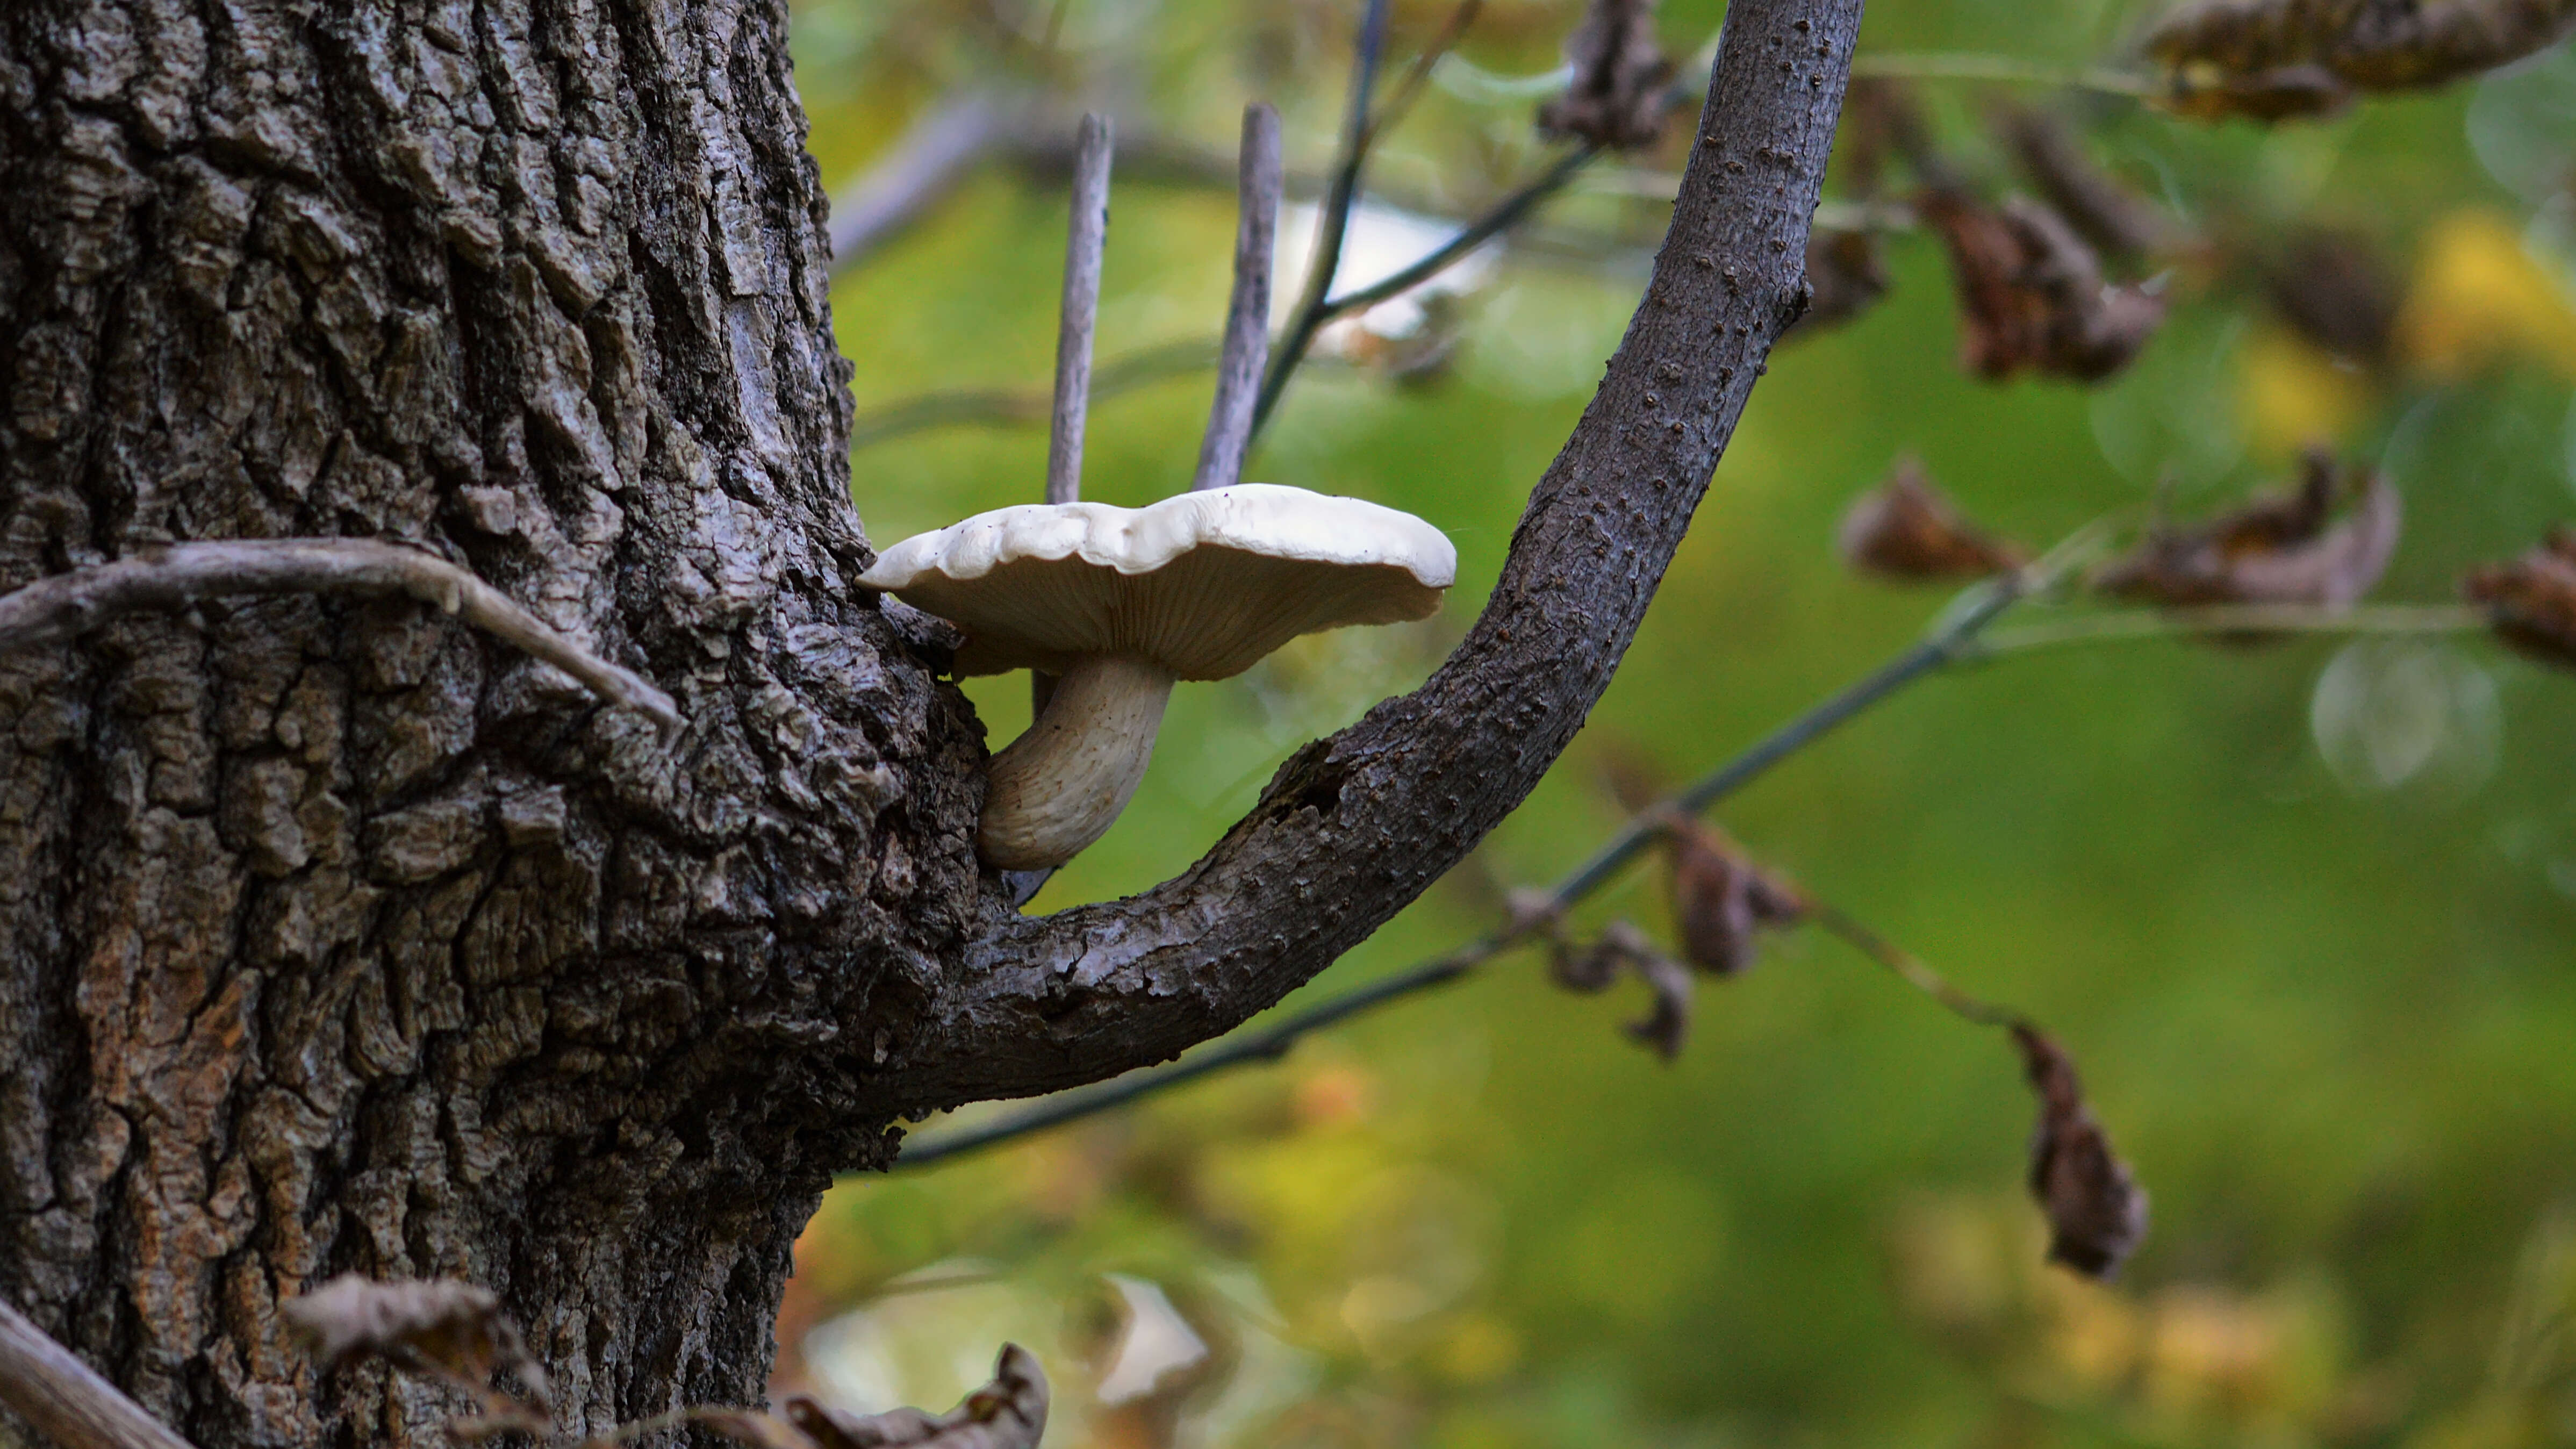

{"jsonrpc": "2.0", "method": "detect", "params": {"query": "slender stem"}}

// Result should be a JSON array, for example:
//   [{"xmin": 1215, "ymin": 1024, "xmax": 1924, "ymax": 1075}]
[
  {"xmin": 1250, "ymin": 0, "xmax": 1396, "ymax": 437},
  {"xmin": 1045, "ymin": 114, "xmax": 1113, "ymax": 507},
  {"xmin": 1364, "ymin": 0, "xmax": 1485, "ymax": 147},
  {"xmin": 849, "ymin": 338, "xmax": 1219, "ymax": 451},
  {"xmin": 1318, "ymin": 145, "xmax": 1597, "ymax": 323},
  {"xmin": 0, "ymin": 1296, "xmax": 202, "ymax": 1449},
  {"xmin": 1970, "ymin": 603, "xmax": 2484, "ymax": 657},
  {"xmin": 830, "ymin": 90, "xmax": 1010, "ymax": 271},
  {"xmin": 0, "ymin": 539, "xmax": 680, "ymax": 730},
  {"xmin": 1810, "ymin": 905, "xmax": 2020, "ymax": 1029},
  {"xmin": 1848, "ymin": 51, "xmax": 2161, "ymax": 97},
  {"xmin": 1192, "ymin": 106, "xmax": 1285, "ymax": 492}
]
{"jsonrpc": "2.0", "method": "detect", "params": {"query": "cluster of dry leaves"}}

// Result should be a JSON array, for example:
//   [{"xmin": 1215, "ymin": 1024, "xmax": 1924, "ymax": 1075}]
[
  {"xmin": 1535, "ymin": 0, "xmax": 1676, "ymax": 150},
  {"xmin": 285, "ymin": 1278, "xmax": 1047, "ymax": 1449},
  {"xmin": 1840, "ymin": 447, "xmax": 2576, "ymax": 668},
  {"xmin": 1527, "ymin": 811, "xmax": 2150, "ymax": 1280},
  {"xmin": 2143, "ymin": 0, "xmax": 2576, "ymax": 119}
]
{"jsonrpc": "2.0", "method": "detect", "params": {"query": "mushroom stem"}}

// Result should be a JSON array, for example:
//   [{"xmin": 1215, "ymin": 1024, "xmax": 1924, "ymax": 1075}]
[{"xmin": 979, "ymin": 654, "xmax": 1176, "ymax": 870}]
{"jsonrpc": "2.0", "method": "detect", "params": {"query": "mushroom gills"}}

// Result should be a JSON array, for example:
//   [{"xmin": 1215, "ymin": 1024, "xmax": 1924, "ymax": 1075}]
[{"xmin": 979, "ymin": 654, "xmax": 1178, "ymax": 869}]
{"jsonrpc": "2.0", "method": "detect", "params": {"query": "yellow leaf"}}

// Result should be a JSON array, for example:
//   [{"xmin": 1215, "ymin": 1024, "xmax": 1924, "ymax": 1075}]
[{"xmin": 2397, "ymin": 211, "xmax": 2576, "ymax": 380}]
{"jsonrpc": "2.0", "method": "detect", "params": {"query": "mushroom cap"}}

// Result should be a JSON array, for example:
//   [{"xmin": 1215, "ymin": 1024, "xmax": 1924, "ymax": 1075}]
[{"xmin": 859, "ymin": 484, "xmax": 1457, "ymax": 679}]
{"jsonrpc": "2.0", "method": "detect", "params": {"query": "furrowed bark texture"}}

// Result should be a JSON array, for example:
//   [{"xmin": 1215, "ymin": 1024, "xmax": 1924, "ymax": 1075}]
[
  {"xmin": 0, "ymin": 1, "xmax": 991, "ymax": 1445},
  {"xmin": 898, "ymin": 0, "xmax": 1864, "ymax": 1114}
]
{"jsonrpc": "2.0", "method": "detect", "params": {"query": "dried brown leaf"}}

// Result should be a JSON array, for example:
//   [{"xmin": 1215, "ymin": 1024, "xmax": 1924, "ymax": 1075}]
[
  {"xmin": 2156, "ymin": 61, "xmax": 2357, "ymax": 119},
  {"xmin": 1548, "ymin": 932, "xmax": 1625, "ymax": 994},
  {"xmin": 2463, "ymin": 528, "xmax": 2576, "ymax": 669},
  {"xmin": 1601, "ymin": 921, "xmax": 1694, "ymax": 1060},
  {"xmin": 1536, "ymin": 0, "xmax": 1676, "ymax": 150},
  {"xmin": 286, "ymin": 1274, "xmax": 550, "ymax": 1412},
  {"xmin": 2142, "ymin": 0, "xmax": 2576, "ymax": 102},
  {"xmin": 1838, "ymin": 458, "xmax": 2027, "ymax": 582},
  {"xmin": 1918, "ymin": 190, "xmax": 2166, "ymax": 383},
  {"xmin": 2262, "ymin": 228, "xmax": 2400, "ymax": 365},
  {"xmin": 1833, "ymin": 79, "xmax": 1936, "ymax": 194},
  {"xmin": 2097, "ymin": 449, "xmax": 2402, "ymax": 608},
  {"xmin": 787, "ymin": 1345, "xmax": 1048, "ymax": 1449},
  {"xmin": 1787, "ymin": 229, "xmax": 1892, "ymax": 339},
  {"xmin": 2012, "ymin": 1025, "xmax": 2150, "ymax": 1279},
  {"xmin": 1994, "ymin": 104, "xmax": 2182, "ymax": 262},
  {"xmin": 1665, "ymin": 819, "xmax": 1808, "ymax": 976}
]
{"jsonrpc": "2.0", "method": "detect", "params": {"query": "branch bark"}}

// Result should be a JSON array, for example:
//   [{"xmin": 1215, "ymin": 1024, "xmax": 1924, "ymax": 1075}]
[
  {"xmin": 0, "ymin": 1297, "xmax": 199, "ymax": 1449},
  {"xmin": 0, "ymin": 540, "xmax": 680, "ymax": 729},
  {"xmin": 881, "ymin": 0, "xmax": 1867, "ymax": 1117}
]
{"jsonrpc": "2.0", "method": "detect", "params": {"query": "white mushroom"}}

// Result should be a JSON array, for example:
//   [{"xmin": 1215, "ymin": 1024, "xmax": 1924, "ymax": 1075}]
[{"xmin": 860, "ymin": 483, "xmax": 1456, "ymax": 869}]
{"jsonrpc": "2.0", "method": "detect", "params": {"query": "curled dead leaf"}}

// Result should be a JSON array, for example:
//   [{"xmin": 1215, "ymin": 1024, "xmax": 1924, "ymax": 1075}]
[
  {"xmin": 2096, "ymin": 449, "xmax": 2402, "ymax": 608},
  {"xmin": 2463, "ymin": 528, "xmax": 2576, "ymax": 670},
  {"xmin": 1833, "ymin": 79, "xmax": 1936, "ymax": 195},
  {"xmin": 2155, "ymin": 61, "xmax": 2355, "ymax": 121},
  {"xmin": 1664, "ymin": 819, "xmax": 1807, "ymax": 976},
  {"xmin": 1838, "ymin": 458, "xmax": 2027, "ymax": 583},
  {"xmin": 788, "ymin": 1344, "xmax": 1049, "ymax": 1449},
  {"xmin": 2012, "ymin": 1025, "xmax": 2150, "ymax": 1279},
  {"xmin": 1788, "ymin": 229, "xmax": 1892, "ymax": 339},
  {"xmin": 2143, "ymin": 0, "xmax": 2576, "ymax": 99},
  {"xmin": 1602, "ymin": 921, "xmax": 1695, "ymax": 1060},
  {"xmin": 1918, "ymin": 190, "xmax": 2167, "ymax": 383},
  {"xmin": 1544, "ymin": 920, "xmax": 1695, "ymax": 1058},
  {"xmin": 2262, "ymin": 228, "xmax": 2400, "ymax": 366},
  {"xmin": 1535, "ymin": 0, "xmax": 1676, "ymax": 150},
  {"xmin": 286, "ymin": 1275, "xmax": 549, "ymax": 1409},
  {"xmin": 1994, "ymin": 104, "xmax": 2181, "ymax": 262}
]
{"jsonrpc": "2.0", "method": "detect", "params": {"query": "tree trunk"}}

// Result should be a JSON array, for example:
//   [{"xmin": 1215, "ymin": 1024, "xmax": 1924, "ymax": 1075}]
[{"xmin": 0, "ymin": 1, "xmax": 986, "ymax": 1444}]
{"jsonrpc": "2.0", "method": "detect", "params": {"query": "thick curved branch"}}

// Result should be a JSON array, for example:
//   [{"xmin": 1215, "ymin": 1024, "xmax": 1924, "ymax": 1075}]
[{"xmin": 875, "ymin": 0, "xmax": 1863, "ymax": 1118}]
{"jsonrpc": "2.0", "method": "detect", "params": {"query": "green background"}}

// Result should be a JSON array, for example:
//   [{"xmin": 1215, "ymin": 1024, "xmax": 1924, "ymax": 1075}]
[{"xmin": 783, "ymin": 2, "xmax": 2576, "ymax": 1444}]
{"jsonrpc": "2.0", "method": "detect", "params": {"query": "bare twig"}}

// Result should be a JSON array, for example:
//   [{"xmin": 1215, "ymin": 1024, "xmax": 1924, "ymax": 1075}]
[
  {"xmin": 0, "ymin": 1296, "xmax": 201, "ymax": 1449},
  {"xmin": 1848, "ymin": 51, "xmax": 2161, "ymax": 97},
  {"xmin": 1365, "ymin": 0, "xmax": 1486, "ymax": 147},
  {"xmin": 849, "ymin": 339, "xmax": 1219, "ymax": 451},
  {"xmin": 0, "ymin": 540, "xmax": 682, "ymax": 730},
  {"xmin": 831, "ymin": 90, "xmax": 1013, "ymax": 271},
  {"xmin": 1250, "ymin": 0, "xmax": 1397, "ymax": 437},
  {"xmin": 1190, "ymin": 106, "xmax": 1284, "ymax": 492},
  {"xmin": 1318, "ymin": 145, "xmax": 1598, "ymax": 324},
  {"xmin": 1045, "ymin": 114, "xmax": 1114, "ymax": 506},
  {"xmin": 1809, "ymin": 904, "xmax": 2020, "ymax": 1028},
  {"xmin": 1970, "ymin": 602, "xmax": 2484, "ymax": 657}
]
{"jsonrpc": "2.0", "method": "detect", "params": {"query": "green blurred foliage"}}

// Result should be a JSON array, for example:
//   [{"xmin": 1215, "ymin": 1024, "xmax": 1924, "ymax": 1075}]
[{"xmin": 785, "ymin": 1, "xmax": 2576, "ymax": 1444}]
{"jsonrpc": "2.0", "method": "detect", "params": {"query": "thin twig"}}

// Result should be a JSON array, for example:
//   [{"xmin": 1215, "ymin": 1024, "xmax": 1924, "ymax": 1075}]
[
  {"xmin": 1250, "ymin": 0, "xmax": 1397, "ymax": 437},
  {"xmin": 1970, "ymin": 602, "xmax": 2485, "ymax": 657},
  {"xmin": 893, "ymin": 534, "xmax": 2116, "ymax": 1169},
  {"xmin": 830, "ymin": 89, "xmax": 1011, "ymax": 271},
  {"xmin": 1848, "ymin": 51, "xmax": 2162, "ymax": 98},
  {"xmin": 848, "ymin": 338, "xmax": 1220, "ymax": 451},
  {"xmin": 1192, "ymin": 106, "xmax": 1285, "ymax": 493},
  {"xmin": 1318, "ymin": 145, "xmax": 1597, "ymax": 324},
  {"xmin": 0, "ymin": 1296, "xmax": 202, "ymax": 1449},
  {"xmin": 1364, "ymin": 0, "xmax": 1485, "ymax": 147},
  {"xmin": 0, "ymin": 540, "xmax": 681, "ymax": 730},
  {"xmin": 1046, "ymin": 113, "xmax": 1114, "ymax": 506},
  {"xmin": 1809, "ymin": 904, "xmax": 2021, "ymax": 1028}
]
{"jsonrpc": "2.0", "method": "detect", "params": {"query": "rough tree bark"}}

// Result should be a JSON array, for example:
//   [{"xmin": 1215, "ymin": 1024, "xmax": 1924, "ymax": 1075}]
[{"xmin": 0, "ymin": 1, "xmax": 1860, "ymax": 1447}]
